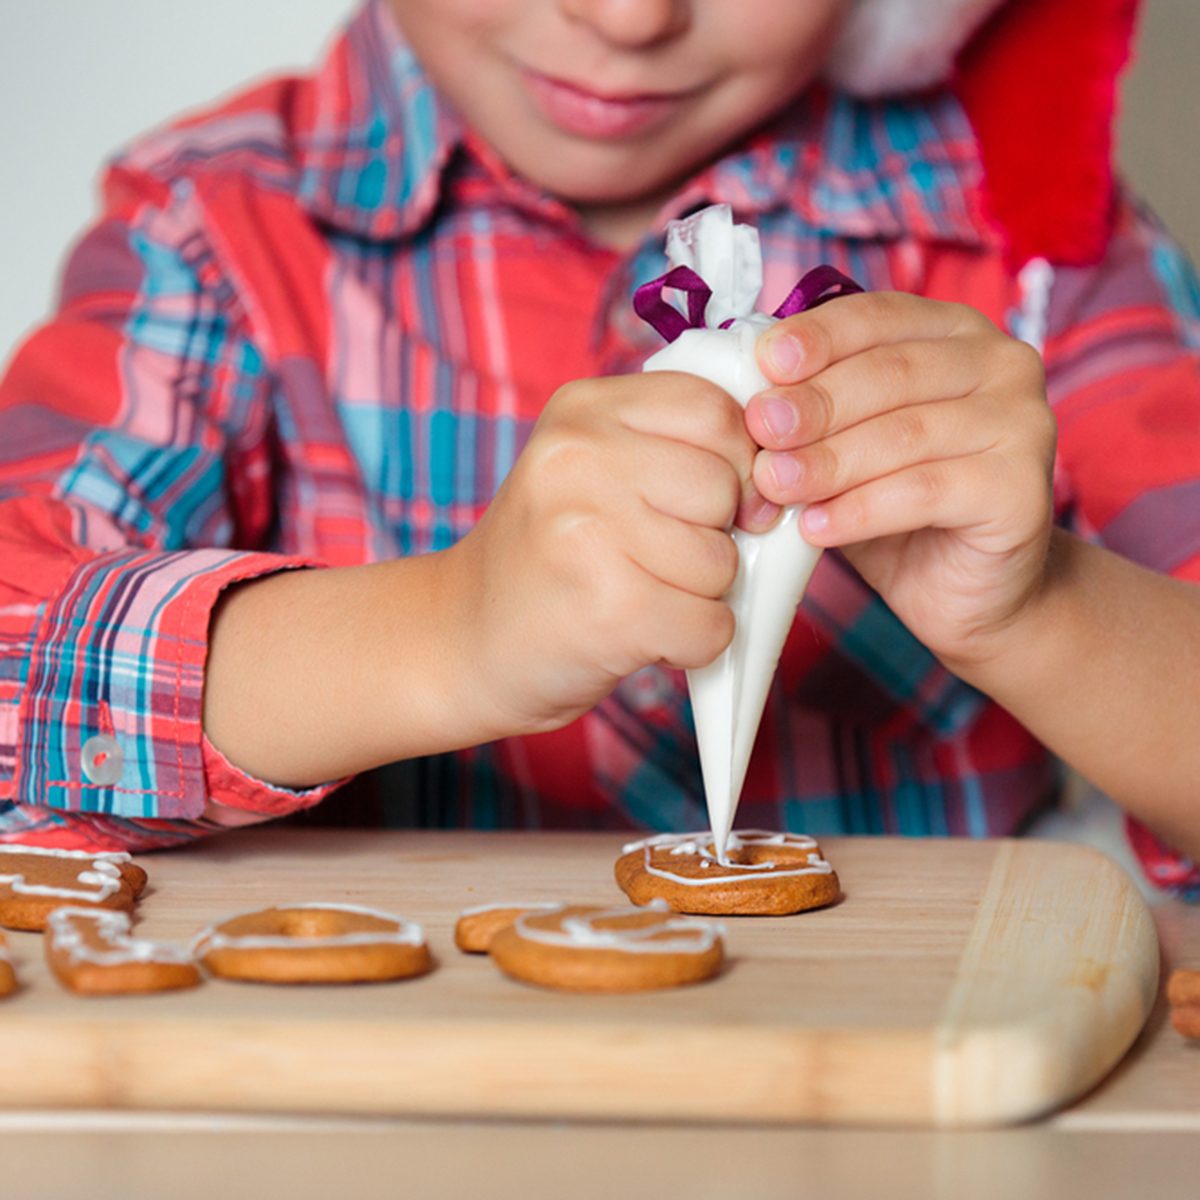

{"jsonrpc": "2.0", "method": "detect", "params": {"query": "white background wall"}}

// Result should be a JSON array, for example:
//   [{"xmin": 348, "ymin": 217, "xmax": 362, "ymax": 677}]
[
  {"xmin": 0, "ymin": 0, "xmax": 1196, "ymax": 365},
  {"xmin": 0, "ymin": 0, "xmax": 353, "ymax": 365}
]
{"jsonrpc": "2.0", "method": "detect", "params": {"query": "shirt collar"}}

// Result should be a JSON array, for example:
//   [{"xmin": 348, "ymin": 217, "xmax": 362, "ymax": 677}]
[{"xmin": 296, "ymin": 0, "xmax": 997, "ymax": 250}]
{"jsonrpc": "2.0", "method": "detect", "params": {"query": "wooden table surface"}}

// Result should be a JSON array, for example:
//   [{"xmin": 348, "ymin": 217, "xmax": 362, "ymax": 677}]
[{"xmin": 2, "ymin": 828, "xmax": 1196, "ymax": 1200}]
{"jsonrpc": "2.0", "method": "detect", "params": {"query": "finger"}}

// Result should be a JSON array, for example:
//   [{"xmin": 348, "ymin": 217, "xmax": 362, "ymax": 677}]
[
  {"xmin": 623, "ymin": 420, "xmax": 774, "ymax": 534},
  {"xmin": 629, "ymin": 435, "xmax": 744, "ymax": 528},
  {"xmin": 793, "ymin": 452, "xmax": 1032, "ymax": 549},
  {"xmin": 752, "ymin": 395, "xmax": 1004, "ymax": 507},
  {"xmin": 624, "ymin": 505, "xmax": 739, "ymax": 600},
  {"xmin": 624, "ymin": 566, "xmax": 735, "ymax": 671},
  {"xmin": 619, "ymin": 371, "xmax": 756, "ymax": 470},
  {"xmin": 756, "ymin": 291, "xmax": 993, "ymax": 385},
  {"xmin": 746, "ymin": 336, "xmax": 992, "ymax": 451}
]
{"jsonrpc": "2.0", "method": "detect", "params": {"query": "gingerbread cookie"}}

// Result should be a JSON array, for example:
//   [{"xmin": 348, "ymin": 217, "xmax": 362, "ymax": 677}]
[
  {"xmin": 0, "ymin": 845, "xmax": 147, "ymax": 931},
  {"xmin": 488, "ymin": 902, "xmax": 725, "ymax": 993},
  {"xmin": 192, "ymin": 903, "xmax": 431, "ymax": 985},
  {"xmin": 1168, "ymin": 968, "xmax": 1200, "ymax": 1039},
  {"xmin": 0, "ymin": 932, "xmax": 15, "ymax": 998},
  {"xmin": 615, "ymin": 830, "xmax": 840, "ymax": 915},
  {"xmin": 44, "ymin": 908, "xmax": 201, "ymax": 996},
  {"xmin": 455, "ymin": 902, "xmax": 558, "ymax": 953}
]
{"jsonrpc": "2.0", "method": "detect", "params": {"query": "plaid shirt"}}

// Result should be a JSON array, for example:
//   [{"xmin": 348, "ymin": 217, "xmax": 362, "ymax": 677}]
[{"xmin": 1, "ymin": 0, "xmax": 1198, "ymax": 896}]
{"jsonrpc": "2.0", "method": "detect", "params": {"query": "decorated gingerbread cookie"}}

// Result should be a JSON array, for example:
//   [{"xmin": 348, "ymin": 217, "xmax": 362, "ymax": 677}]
[
  {"xmin": 192, "ymin": 903, "xmax": 432, "ymax": 985},
  {"xmin": 0, "ymin": 845, "xmax": 147, "ymax": 931},
  {"xmin": 488, "ymin": 902, "xmax": 725, "ymax": 993},
  {"xmin": 615, "ymin": 830, "xmax": 840, "ymax": 916},
  {"xmin": 454, "ymin": 902, "xmax": 558, "ymax": 953},
  {"xmin": 44, "ymin": 908, "xmax": 201, "ymax": 995}
]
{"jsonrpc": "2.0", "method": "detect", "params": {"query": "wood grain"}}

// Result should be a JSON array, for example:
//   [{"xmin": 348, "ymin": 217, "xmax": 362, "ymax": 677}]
[{"xmin": 0, "ymin": 830, "xmax": 1160, "ymax": 1126}]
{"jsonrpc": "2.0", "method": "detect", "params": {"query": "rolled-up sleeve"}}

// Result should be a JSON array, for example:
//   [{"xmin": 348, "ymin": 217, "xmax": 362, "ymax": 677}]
[{"xmin": 0, "ymin": 173, "xmax": 342, "ymax": 850}]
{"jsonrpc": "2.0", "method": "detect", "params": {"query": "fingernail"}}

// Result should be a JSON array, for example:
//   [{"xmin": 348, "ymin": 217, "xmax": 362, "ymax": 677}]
[
  {"xmin": 743, "ymin": 496, "xmax": 781, "ymax": 531},
  {"xmin": 803, "ymin": 505, "xmax": 829, "ymax": 534},
  {"xmin": 768, "ymin": 454, "xmax": 802, "ymax": 490},
  {"xmin": 760, "ymin": 395, "xmax": 797, "ymax": 440},
  {"xmin": 766, "ymin": 334, "xmax": 804, "ymax": 380}
]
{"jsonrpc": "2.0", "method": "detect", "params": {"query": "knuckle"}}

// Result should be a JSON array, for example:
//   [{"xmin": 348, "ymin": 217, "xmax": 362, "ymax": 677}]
[
  {"xmin": 697, "ymin": 603, "xmax": 736, "ymax": 663},
  {"xmin": 872, "ymin": 344, "xmax": 915, "ymax": 395},
  {"xmin": 912, "ymin": 463, "xmax": 946, "ymax": 511},
  {"xmin": 800, "ymin": 317, "xmax": 835, "ymax": 368},
  {"xmin": 799, "ymin": 378, "xmax": 835, "ymax": 437},
  {"xmin": 948, "ymin": 302, "xmax": 992, "ymax": 336},
  {"xmin": 807, "ymin": 442, "xmax": 840, "ymax": 495},
  {"xmin": 696, "ymin": 455, "xmax": 741, "ymax": 526},
  {"xmin": 893, "ymin": 407, "xmax": 927, "ymax": 457},
  {"xmin": 1005, "ymin": 337, "xmax": 1045, "ymax": 379},
  {"xmin": 703, "ymin": 530, "xmax": 739, "ymax": 596}
]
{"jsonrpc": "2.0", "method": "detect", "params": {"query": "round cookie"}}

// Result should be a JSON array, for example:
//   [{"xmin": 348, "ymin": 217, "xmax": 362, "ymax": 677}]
[
  {"xmin": 0, "ymin": 932, "xmax": 15, "ymax": 998},
  {"xmin": 488, "ymin": 902, "xmax": 725, "ymax": 993},
  {"xmin": 0, "ymin": 845, "xmax": 147, "ymax": 931},
  {"xmin": 193, "ymin": 903, "xmax": 432, "ymax": 985},
  {"xmin": 454, "ymin": 902, "xmax": 558, "ymax": 953},
  {"xmin": 615, "ymin": 830, "xmax": 840, "ymax": 916},
  {"xmin": 44, "ymin": 907, "xmax": 201, "ymax": 996}
]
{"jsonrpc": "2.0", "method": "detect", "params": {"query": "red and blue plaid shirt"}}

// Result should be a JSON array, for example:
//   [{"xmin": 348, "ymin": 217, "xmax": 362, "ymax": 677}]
[{"xmin": 1, "ymin": 0, "xmax": 1198, "ymax": 896}]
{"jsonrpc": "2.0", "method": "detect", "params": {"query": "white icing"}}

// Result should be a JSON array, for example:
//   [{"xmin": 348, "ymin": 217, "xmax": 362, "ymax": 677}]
[
  {"xmin": 514, "ymin": 902, "xmax": 724, "ymax": 956},
  {"xmin": 458, "ymin": 901, "xmax": 558, "ymax": 918},
  {"xmin": 643, "ymin": 205, "xmax": 823, "ymax": 864},
  {"xmin": 191, "ymin": 902, "xmax": 425, "ymax": 954},
  {"xmin": 0, "ymin": 845, "xmax": 131, "ymax": 902},
  {"xmin": 46, "ymin": 907, "xmax": 194, "ymax": 968},
  {"xmin": 621, "ymin": 829, "xmax": 834, "ymax": 887}
]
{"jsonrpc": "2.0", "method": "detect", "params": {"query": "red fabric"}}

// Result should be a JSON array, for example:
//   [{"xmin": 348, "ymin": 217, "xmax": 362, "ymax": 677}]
[{"xmin": 955, "ymin": 0, "xmax": 1142, "ymax": 268}]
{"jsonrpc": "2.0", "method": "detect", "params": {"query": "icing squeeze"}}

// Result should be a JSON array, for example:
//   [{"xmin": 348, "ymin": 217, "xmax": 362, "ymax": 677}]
[
  {"xmin": 639, "ymin": 206, "xmax": 861, "ymax": 865},
  {"xmin": 191, "ymin": 902, "xmax": 425, "ymax": 953},
  {"xmin": 0, "ymin": 845, "xmax": 131, "ymax": 902},
  {"xmin": 515, "ymin": 901, "xmax": 724, "ymax": 956},
  {"xmin": 622, "ymin": 830, "xmax": 835, "ymax": 887},
  {"xmin": 46, "ymin": 907, "xmax": 194, "ymax": 968}
]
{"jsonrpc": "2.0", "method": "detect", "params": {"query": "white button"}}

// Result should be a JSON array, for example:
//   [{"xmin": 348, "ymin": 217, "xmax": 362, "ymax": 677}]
[{"xmin": 81, "ymin": 735, "xmax": 124, "ymax": 786}]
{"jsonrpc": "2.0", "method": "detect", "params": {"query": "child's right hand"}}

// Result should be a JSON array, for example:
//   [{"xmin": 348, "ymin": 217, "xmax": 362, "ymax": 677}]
[{"xmin": 452, "ymin": 372, "xmax": 770, "ymax": 736}]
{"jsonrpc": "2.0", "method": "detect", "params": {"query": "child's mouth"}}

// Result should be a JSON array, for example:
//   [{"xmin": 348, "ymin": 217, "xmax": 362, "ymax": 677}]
[{"xmin": 520, "ymin": 67, "xmax": 693, "ymax": 140}]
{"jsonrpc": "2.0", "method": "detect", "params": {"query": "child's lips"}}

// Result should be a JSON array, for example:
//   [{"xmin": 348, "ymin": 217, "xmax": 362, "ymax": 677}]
[{"xmin": 520, "ymin": 67, "xmax": 695, "ymax": 140}]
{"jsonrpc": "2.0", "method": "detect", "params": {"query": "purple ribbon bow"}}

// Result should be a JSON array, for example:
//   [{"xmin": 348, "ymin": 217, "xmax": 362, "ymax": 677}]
[{"xmin": 634, "ymin": 263, "xmax": 863, "ymax": 343}]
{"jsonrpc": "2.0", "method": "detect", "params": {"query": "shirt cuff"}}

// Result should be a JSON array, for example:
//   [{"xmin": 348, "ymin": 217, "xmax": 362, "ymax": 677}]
[
  {"xmin": 14, "ymin": 548, "xmax": 329, "ymax": 821},
  {"xmin": 1125, "ymin": 815, "xmax": 1200, "ymax": 902}
]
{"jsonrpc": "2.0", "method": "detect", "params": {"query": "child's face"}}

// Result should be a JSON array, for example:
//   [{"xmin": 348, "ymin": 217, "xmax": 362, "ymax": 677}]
[{"xmin": 390, "ymin": 0, "xmax": 846, "ymax": 223}]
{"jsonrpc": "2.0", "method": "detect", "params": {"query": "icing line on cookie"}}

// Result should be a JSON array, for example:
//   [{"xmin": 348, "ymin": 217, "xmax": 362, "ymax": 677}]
[
  {"xmin": 0, "ymin": 846, "xmax": 131, "ymax": 903},
  {"xmin": 621, "ymin": 830, "xmax": 834, "ymax": 887},
  {"xmin": 191, "ymin": 902, "xmax": 425, "ymax": 954},
  {"xmin": 459, "ymin": 901, "xmax": 559, "ymax": 918},
  {"xmin": 514, "ymin": 903, "xmax": 724, "ymax": 956},
  {"xmin": 46, "ymin": 907, "xmax": 194, "ymax": 968}
]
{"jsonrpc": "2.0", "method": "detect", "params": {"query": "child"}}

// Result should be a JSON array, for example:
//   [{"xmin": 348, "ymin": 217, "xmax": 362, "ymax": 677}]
[{"xmin": 0, "ymin": 0, "xmax": 1197, "ymax": 898}]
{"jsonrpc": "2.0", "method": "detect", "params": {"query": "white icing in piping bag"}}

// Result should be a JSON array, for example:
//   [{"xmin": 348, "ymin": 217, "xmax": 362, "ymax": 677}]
[{"xmin": 642, "ymin": 205, "xmax": 823, "ymax": 865}]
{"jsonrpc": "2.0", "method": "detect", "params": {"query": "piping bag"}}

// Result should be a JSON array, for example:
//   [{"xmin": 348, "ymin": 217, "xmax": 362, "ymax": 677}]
[{"xmin": 635, "ymin": 204, "xmax": 862, "ymax": 865}]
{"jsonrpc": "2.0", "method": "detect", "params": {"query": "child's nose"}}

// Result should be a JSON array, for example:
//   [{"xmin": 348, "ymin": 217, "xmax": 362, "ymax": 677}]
[{"xmin": 558, "ymin": 0, "xmax": 690, "ymax": 48}]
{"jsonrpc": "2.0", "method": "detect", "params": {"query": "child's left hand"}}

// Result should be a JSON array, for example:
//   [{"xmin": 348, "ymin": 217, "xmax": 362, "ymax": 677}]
[{"xmin": 746, "ymin": 292, "xmax": 1058, "ymax": 672}]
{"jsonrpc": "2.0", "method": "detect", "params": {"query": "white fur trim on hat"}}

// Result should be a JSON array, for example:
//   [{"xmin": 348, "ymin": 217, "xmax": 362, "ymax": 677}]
[{"xmin": 825, "ymin": 0, "xmax": 1008, "ymax": 96}]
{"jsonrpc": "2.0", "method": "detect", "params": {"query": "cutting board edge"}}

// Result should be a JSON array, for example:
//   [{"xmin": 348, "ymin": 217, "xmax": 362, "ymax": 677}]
[{"xmin": 930, "ymin": 839, "xmax": 1162, "ymax": 1126}]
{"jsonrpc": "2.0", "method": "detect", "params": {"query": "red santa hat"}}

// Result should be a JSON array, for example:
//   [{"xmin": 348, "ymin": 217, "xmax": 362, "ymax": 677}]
[{"xmin": 826, "ymin": 0, "xmax": 1142, "ymax": 268}]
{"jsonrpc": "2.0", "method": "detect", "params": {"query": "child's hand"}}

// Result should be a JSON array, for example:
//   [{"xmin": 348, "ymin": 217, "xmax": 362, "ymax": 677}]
[
  {"xmin": 454, "ymin": 372, "xmax": 767, "ymax": 734},
  {"xmin": 746, "ymin": 293, "xmax": 1057, "ymax": 671}
]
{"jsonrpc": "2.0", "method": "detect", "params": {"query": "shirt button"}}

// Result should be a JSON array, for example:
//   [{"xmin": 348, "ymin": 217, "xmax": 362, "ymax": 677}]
[{"xmin": 81, "ymin": 735, "xmax": 124, "ymax": 786}]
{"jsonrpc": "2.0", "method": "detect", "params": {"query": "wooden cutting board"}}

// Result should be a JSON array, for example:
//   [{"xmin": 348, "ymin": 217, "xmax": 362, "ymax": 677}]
[{"xmin": 0, "ymin": 830, "xmax": 1160, "ymax": 1126}]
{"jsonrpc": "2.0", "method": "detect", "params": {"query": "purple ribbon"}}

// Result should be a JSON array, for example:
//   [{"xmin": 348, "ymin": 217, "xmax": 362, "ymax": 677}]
[{"xmin": 634, "ymin": 263, "xmax": 863, "ymax": 344}]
